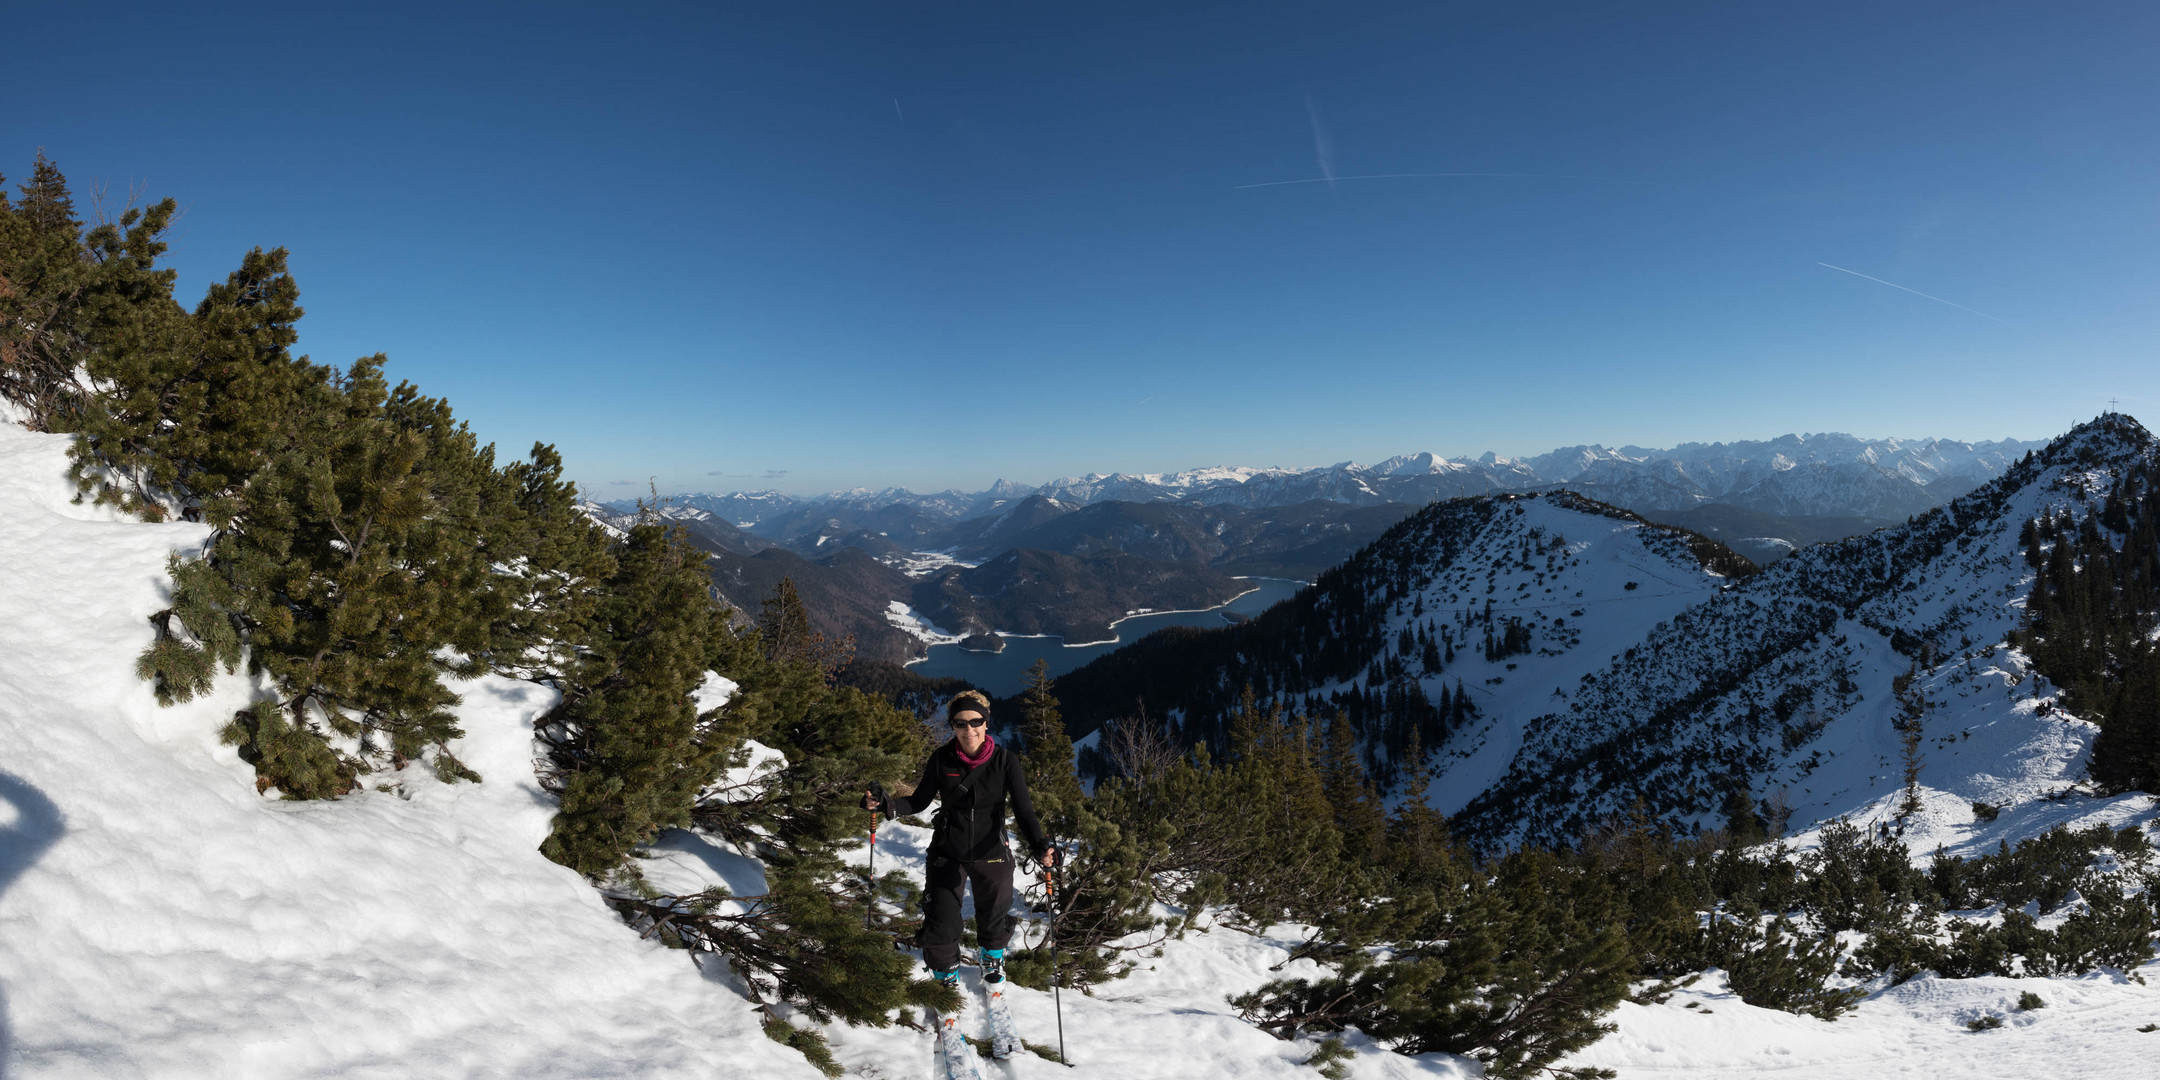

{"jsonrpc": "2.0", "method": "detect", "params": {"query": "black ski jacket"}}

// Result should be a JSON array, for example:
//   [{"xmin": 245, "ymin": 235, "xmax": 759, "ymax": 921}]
[{"xmin": 887, "ymin": 740, "xmax": 1048, "ymax": 863}]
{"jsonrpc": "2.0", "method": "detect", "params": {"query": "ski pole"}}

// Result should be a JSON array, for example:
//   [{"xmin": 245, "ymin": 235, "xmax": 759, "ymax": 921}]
[
  {"xmin": 1047, "ymin": 844, "xmax": 1066, "ymax": 1066},
  {"xmin": 864, "ymin": 780, "xmax": 887, "ymax": 930}
]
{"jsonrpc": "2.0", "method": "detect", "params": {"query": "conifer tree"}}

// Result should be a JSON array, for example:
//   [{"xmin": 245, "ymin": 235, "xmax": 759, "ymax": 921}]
[
  {"xmin": 1201, "ymin": 689, "xmax": 1352, "ymax": 922},
  {"xmin": 14, "ymin": 152, "xmax": 79, "ymax": 236},
  {"xmin": 995, "ymin": 660, "xmax": 1170, "ymax": 990},
  {"xmin": 1018, "ymin": 658, "xmax": 1084, "ymax": 813},
  {"xmin": 542, "ymin": 521, "xmax": 732, "ymax": 875},
  {"xmin": 0, "ymin": 154, "xmax": 185, "ymax": 431},
  {"xmin": 758, "ymin": 575, "xmax": 854, "ymax": 680},
  {"xmin": 1320, "ymin": 711, "xmax": 1386, "ymax": 864},
  {"xmin": 1894, "ymin": 667, "xmax": 1927, "ymax": 819},
  {"xmin": 638, "ymin": 601, "xmax": 950, "ymax": 1046},
  {"xmin": 71, "ymin": 247, "xmax": 324, "ymax": 520},
  {"xmin": 1720, "ymin": 783, "xmax": 1766, "ymax": 846},
  {"xmin": 1386, "ymin": 726, "xmax": 1457, "ymax": 888}
]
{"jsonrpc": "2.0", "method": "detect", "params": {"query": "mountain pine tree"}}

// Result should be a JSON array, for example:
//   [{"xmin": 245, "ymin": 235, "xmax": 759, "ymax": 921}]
[
  {"xmin": 0, "ymin": 154, "xmax": 185, "ymax": 432},
  {"xmin": 72, "ymin": 247, "xmax": 325, "ymax": 520},
  {"xmin": 141, "ymin": 358, "xmax": 533, "ymax": 794},
  {"xmin": 541, "ymin": 521, "xmax": 733, "ymax": 875},
  {"xmin": 999, "ymin": 660, "xmax": 1169, "ymax": 990},
  {"xmin": 614, "ymin": 582, "xmax": 951, "ymax": 1053}
]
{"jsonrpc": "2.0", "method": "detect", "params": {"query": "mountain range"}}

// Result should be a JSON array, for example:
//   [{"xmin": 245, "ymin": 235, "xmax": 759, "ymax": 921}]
[
  {"xmin": 644, "ymin": 432, "xmax": 2041, "ymax": 531},
  {"xmin": 604, "ymin": 433, "xmax": 2045, "ymax": 663},
  {"xmin": 1042, "ymin": 415, "xmax": 2157, "ymax": 852}
]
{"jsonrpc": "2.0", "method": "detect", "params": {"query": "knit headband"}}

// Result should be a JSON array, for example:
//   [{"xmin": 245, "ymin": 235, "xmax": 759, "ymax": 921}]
[{"xmin": 946, "ymin": 689, "xmax": 991, "ymax": 719}]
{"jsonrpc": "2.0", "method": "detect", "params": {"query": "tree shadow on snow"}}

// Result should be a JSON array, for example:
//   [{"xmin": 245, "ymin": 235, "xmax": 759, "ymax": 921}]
[{"xmin": 0, "ymin": 771, "xmax": 64, "ymax": 1080}]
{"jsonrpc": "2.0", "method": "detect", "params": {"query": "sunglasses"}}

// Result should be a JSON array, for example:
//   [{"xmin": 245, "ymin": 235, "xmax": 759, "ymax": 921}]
[{"xmin": 951, "ymin": 714, "xmax": 988, "ymax": 728}]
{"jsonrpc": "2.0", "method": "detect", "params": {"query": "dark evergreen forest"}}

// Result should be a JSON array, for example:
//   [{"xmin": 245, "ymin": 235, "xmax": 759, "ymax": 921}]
[{"xmin": 2015, "ymin": 449, "xmax": 2160, "ymax": 793}]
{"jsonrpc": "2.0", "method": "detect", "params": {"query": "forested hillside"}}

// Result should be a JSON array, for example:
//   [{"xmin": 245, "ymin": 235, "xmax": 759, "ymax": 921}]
[
  {"xmin": 1051, "ymin": 490, "xmax": 1754, "ymax": 792},
  {"xmin": 1047, "ymin": 414, "xmax": 2160, "ymax": 856},
  {"xmin": 2016, "ymin": 449, "xmax": 2160, "ymax": 793}
]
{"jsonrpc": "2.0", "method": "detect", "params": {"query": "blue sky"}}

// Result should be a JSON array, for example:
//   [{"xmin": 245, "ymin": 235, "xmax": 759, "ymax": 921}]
[{"xmin": 7, "ymin": 2, "xmax": 2157, "ymax": 496}]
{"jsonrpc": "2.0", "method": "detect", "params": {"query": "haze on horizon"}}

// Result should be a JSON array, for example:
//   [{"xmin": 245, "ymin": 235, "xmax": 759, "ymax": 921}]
[
  {"xmin": 669, "ymin": 426, "xmax": 2060, "ymax": 502},
  {"xmin": 6, "ymin": 1, "xmax": 2155, "ymax": 497}
]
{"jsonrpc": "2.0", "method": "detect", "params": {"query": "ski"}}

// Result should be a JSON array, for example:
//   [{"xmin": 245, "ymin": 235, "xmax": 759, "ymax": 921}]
[
  {"xmin": 984, "ymin": 982, "xmax": 1021, "ymax": 1060},
  {"xmin": 934, "ymin": 1009, "xmax": 986, "ymax": 1080}
]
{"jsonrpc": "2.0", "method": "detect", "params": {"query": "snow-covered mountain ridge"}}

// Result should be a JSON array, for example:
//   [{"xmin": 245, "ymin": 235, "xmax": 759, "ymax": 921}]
[
  {"xmin": 1455, "ymin": 415, "xmax": 2155, "ymax": 848},
  {"xmin": 654, "ymin": 432, "xmax": 2045, "ymax": 528},
  {"xmin": 1049, "ymin": 416, "xmax": 2157, "ymax": 857}
]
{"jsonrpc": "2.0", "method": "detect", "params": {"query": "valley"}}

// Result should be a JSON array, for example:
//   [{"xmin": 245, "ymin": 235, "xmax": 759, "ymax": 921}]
[
  {"xmin": 621, "ymin": 433, "xmax": 2042, "ymax": 670},
  {"xmin": 1038, "ymin": 416, "xmax": 2158, "ymax": 857}
]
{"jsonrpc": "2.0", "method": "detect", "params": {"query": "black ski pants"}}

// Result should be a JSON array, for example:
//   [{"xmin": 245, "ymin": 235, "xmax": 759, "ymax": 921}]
[{"xmin": 920, "ymin": 854, "xmax": 1016, "ymax": 973}]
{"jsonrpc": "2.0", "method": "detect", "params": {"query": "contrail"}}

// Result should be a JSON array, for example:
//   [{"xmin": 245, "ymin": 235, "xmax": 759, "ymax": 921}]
[
  {"xmin": 1233, "ymin": 172, "xmax": 1649, "ymax": 189},
  {"xmin": 1304, "ymin": 92, "xmax": 1336, "ymax": 189},
  {"xmin": 1816, "ymin": 262, "xmax": 2005, "ymax": 323},
  {"xmin": 893, "ymin": 98, "xmax": 904, "ymax": 125}
]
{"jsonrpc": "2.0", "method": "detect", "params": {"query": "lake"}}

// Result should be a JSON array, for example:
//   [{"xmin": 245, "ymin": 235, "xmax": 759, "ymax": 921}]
[{"xmin": 906, "ymin": 576, "xmax": 1307, "ymax": 697}]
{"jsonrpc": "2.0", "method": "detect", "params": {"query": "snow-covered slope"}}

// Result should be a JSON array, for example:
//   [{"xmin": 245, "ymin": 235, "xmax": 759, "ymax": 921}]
[
  {"xmin": 1450, "ymin": 417, "xmax": 2158, "ymax": 849},
  {"xmin": 1718, "ymin": 460, "xmax": 1941, "ymax": 519},
  {"xmin": 1369, "ymin": 495, "xmax": 1737, "ymax": 816},
  {"xmin": 0, "ymin": 419, "xmax": 1481, "ymax": 1079},
  {"xmin": 1568, "ymin": 965, "xmax": 2160, "ymax": 1078},
  {"xmin": 5, "ymin": 410, "xmax": 2151, "ymax": 1080},
  {"xmin": 0, "ymin": 423, "xmax": 820, "ymax": 1080}
]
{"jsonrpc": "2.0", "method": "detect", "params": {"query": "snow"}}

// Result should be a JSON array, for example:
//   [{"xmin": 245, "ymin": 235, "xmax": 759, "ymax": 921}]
[
  {"xmin": 0, "ymin": 417, "xmax": 1484, "ymax": 1079},
  {"xmin": 656, "ymin": 814, "xmax": 1486, "ymax": 1080},
  {"xmin": 887, "ymin": 600, "xmax": 966, "ymax": 647},
  {"xmin": 1768, "ymin": 648, "xmax": 2160, "ymax": 859},
  {"xmin": 692, "ymin": 670, "xmax": 738, "ymax": 715},
  {"xmin": 884, "ymin": 549, "xmax": 979, "ymax": 579},
  {"xmin": 0, "ymin": 422, "xmax": 820, "ymax": 1079},
  {"xmin": 1567, "ymin": 967, "xmax": 2160, "ymax": 1078},
  {"xmin": 1368, "ymin": 499, "xmax": 1729, "ymax": 815},
  {"xmin": 4, "ymin": 408, "xmax": 2156, "ymax": 1079}
]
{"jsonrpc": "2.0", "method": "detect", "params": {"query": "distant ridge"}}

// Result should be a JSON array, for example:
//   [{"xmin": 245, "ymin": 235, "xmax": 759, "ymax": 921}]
[{"xmin": 633, "ymin": 432, "xmax": 2047, "ymax": 528}]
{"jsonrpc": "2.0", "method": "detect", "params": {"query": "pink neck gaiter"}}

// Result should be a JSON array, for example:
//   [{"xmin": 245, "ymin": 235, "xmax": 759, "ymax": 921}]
[{"xmin": 955, "ymin": 733, "xmax": 995, "ymax": 769}]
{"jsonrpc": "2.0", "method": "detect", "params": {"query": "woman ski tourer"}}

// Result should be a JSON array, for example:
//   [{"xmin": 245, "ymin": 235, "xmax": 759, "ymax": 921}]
[{"xmin": 862, "ymin": 688, "xmax": 1058, "ymax": 992}]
